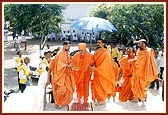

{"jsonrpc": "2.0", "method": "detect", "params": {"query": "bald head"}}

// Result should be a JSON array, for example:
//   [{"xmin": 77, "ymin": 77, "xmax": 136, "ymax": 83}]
[
  {"xmin": 24, "ymin": 57, "xmax": 30, "ymax": 65},
  {"xmin": 127, "ymin": 47, "xmax": 135, "ymax": 57}
]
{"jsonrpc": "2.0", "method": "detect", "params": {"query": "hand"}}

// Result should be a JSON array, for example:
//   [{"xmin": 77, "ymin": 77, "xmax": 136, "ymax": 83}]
[
  {"xmin": 29, "ymin": 72, "xmax": 33, "ymax": 76},
  {"xmin": 157, "ymin": 78, "xmax": 163, "ymax": 82},
  {"xmin": 67, "ymin": 63, "xmax": 72, "ymax": 68},
  {"xmin": 116, "ymin": 81, "xmax": 121, "ymax": 86},
  {"xmin": 89, "ymin": 66, "xmax": 95, "ymax": 72}
]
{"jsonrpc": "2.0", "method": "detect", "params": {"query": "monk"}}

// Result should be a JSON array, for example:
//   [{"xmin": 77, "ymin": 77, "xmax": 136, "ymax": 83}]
[
  {"xmin": 91, "ymin": 39, "xmax": 116, "ymax": 105},
  {"xmin": 107, "ymin": 58, "xmax": 119, "ymax": 102},
  {"xmin": 131, "ymin": 39, "xmax": 158, "ymax": 106},
  {"xmin": 71, "ymin": 43, "xmax": 94, "ymax": 104},
  {"xmin": 46, "ymin": 41, "xmax": 75, "ymax": 108},
  {"xmin": 118, "ymin": 47, "xmax": 135, "ymax": 102}
]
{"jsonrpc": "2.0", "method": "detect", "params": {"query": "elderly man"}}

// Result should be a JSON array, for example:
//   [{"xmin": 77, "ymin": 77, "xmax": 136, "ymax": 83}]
[
  {"xmin": 72, "ymin": 43, "xmax": 94, "ymax": 104},
  {"xmin": 132, "ymin": 39, "xmax": 158, "ymax": 106},
  {"xmin": 18, "ymin": 57, "xmax": 33, "ymax": 93}
]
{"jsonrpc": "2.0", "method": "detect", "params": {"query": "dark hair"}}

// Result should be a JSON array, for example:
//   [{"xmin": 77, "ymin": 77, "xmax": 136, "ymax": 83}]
[
  {"xmin": 17, "ymin": 51, "xmax": 21, "ymax": 55},
  {"xmin": 127, "ymin": 47, "xmax": 135, "ymax": 53},
  {"xmin": 48, "ymin": 51, "xmax": 53, "ymax": 54},
  {"xmin": 155, "ymin": 50, "xmax": 159, "ymax": 54},
  {"xmin": 46, "ymin": 67, "xmax": 49, "ymax": 71},
  {"xmin": 44, "ymin": 52, "xmax": 48, "ymax": 56},
  {"xmin": 63, "ymin": 41, "xmax": 71, "ymax": 45},
  {"xmin": 97, "ymin": 38, "xmax": 105, "ymax": 43}
]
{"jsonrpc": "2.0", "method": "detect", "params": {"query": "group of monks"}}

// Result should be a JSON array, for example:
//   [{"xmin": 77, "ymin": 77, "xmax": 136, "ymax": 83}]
[
  {"xmin": 43, "ymin": 38, "xmax": 158, "ymax": 108},
  {"xmin": 15, "ymin": 38, "xmax": 158, "ymax": 108}
]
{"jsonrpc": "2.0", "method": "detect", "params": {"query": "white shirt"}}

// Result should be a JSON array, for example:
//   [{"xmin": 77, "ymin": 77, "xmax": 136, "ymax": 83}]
[
  {"xmin": 155, "ymin": 57, "xmax": 161, "ymax": 72},
  {"xmin": 62, "ymin": 32, "xmax": 66, "ymax": 38},
  {"xmin": 38, "ymin": 71, "xmax": 48, "ymax": 88},
  {"xmin": 73, "ymin": 35, "xmax": 78, "ymax": 41},
  {"xmin": 67, "ymin": 32, "xmax": 71, "ymax": 36},
  {"xmin": 39, "ymin": 63, "xmax": 47, "ymax": 71},
  {"xmin": 19, "ymin": 64, "xmax": 30, "ymax": 79},
  {"xmin": 29, "ymin": 32, "xmax": 32, "ymax": 39},
  {"xmin": 14, "ymin": 37, "xmax": 21, "ymax": 44},
  {"xmin": 44, "ymin": 48, "xmax": 50, "ymax": 53},
  {"xmin": 159, "ymin": 51, "xmax": 164, "ymax": 67},
  {"xmin": 21, "ymin": 36, "xmax": 26, "ymax": 42}
]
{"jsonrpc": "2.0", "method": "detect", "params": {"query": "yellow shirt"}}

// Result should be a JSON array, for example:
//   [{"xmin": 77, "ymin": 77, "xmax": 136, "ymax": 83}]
[
  {"xmin": 15, "ymin": 57, "xmax": 23, "ymax": 72},
  {"xmin": 107, "ymin": 45, "xmax": 111, "ymax": 53},
  {"xmin": 38, "ymin": 58, "xmax": 49, "ymax": 76},
  {"xmin": 117, "ymin": 51, "xmax": 123, "ymax": 62},
  {"xmin": 112, "ymin": 47, "xmax": 118, "ymax": 57},
  {"xmin": 18, "ymin": 64, "xmax": 31, "ymax": 84}
]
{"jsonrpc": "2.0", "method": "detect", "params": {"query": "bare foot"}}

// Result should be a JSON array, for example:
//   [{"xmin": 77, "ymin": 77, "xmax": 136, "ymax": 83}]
[
  {"xmin": 55, "ymin": 105, "xmax": 62, "ymax": 109},
  {"xmin": 113, "ymin": 97, "xmax": 115, "ymax": 102},
  {"xmin": 95, "ymin": 101, "xmax": 105, "ymax": 106},
  {"xmin": 142, "ymin": 101, "xmax": 145, "ymax": 106},
  {"xmin": 130, "ymin": 99, "xmax": 138, "ymax": 103},
  {"xmin": 94, "ymin": 102, "xmax": 98, "ymax": 106}
]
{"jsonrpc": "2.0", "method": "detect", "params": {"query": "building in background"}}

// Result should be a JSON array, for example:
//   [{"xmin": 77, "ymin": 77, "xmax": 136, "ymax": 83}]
[{"xmin": 61, "ymin": 4, "xmax": 97, "ymax": 38}]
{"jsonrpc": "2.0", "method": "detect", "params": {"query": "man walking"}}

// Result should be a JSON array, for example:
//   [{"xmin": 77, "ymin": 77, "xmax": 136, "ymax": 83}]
[
  {"xmin": 71, "ymin": 43, "xmax": 94, "ymax": 104},
  {"xmin": 132, "ymin": 39, "xmax": 158, "ymax": 106},
  {"xmin": 91, "ymin": 39, "xmax": 116, "ymax": 105},
  {"xmin": 46, "ymin": 41, "xmax": 75, "ymax": 108},
  {"xmin": 118, "ymin": 47, "xmax": 136, "ymax": 102}
]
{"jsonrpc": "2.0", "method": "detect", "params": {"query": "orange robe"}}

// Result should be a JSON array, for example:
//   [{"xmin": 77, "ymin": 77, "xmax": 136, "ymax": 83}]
[
  {"xmin": 49, "ymin": 50, "xmax": 75, "ymax": 106},
  {"xmin": 132, "ymin": 48, "xmax": 158, "ymax": 101},
  {"xmin": 118, "ymin": 56, "xmax": 134, "ymax": 102},
  {"xmin": 92, "ymin": 48, "xmax": 116, "ymax": 103},
  {"xmin": 114, "ymin": 61, "xmax": 119, "ymax": 83},
  {"xmin": 107, "ymin": 60, "xmax": 119, "ymax": 99},
  {"xmin": 72, "ymin": 51, "xmax": 94, "ymax": 103}
]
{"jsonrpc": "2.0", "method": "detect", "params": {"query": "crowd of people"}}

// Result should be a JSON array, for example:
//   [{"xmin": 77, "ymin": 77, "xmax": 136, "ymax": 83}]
[
  {"xmin": 11, "ymin": 30, "xmax": 29, "ymax": 54},
  {"xmin": 60, "ymin": 30, "xmax": 96, "ymax": 43},
  {"xmin": 14, "ymin": 37, "xmax": 164, "ymax": 109}
]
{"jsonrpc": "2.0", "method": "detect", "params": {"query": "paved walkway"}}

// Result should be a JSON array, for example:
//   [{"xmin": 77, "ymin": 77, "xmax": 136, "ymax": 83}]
[{"xmin": 44, "ymin": 83, "xmax": 165, "ymax": 112}]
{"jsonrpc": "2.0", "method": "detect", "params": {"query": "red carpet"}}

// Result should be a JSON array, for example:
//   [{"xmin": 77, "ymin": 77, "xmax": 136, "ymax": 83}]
[{"xmin": 67, "ymin": 102, "xmax": 93, "ymax": 111}]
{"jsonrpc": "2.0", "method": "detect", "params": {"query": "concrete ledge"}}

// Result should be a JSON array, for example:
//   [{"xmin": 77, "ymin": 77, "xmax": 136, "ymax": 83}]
[{"xmin": 3, "ymin": 86, "xmax": 45, "ymax": 112}]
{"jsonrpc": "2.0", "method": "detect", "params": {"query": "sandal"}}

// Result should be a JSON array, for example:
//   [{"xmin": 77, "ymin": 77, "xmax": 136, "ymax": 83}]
[{"xmin": 55, "ymin": 105, "xmax": 61, "ymax": 109}]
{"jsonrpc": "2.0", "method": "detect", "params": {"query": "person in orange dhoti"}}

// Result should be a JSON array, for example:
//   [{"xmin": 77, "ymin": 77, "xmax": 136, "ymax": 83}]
[
  {"xmin": 118, "ymin": 47, "xmax": 136, "ymax": 102},
  {"xmin": 107, "ymin": 58, "xmax": 119, "ymax": 102},
  {"xmin": 91, "ymin": 39, "xmax": 116, "ymax": 105},
  {"xmin": 131, "ymin": 39, "xmax": 158, "ymax": 106},
  {"xmin": 71, "ymin": 43, "xmax": 94, "ymax": 104},
  {"xmin": 46, "ymin": 41, "xmax": 75, "ymax": 108}
]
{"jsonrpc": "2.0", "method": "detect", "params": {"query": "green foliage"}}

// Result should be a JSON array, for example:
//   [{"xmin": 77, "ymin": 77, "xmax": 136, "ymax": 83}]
[
  {"xmin": 4, "ymin": 4, "xmax": 68, "ymax": 37},
  {"xmin": 88, "ymin": 4, "xmax": 164, "ymax": 47}
]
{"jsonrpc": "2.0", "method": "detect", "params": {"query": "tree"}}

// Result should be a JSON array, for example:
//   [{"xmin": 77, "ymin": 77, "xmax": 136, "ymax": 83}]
[
  {"xmin": 4, "ymin": 4, "xmax": 68, "ymax": 52},
  {"xmin": 88, "ymin": 4, "xmax": 164, "ymax": 47},
  {"xmin": 4, "ymin": 4, "xmax": 67, "ymax": 37}
]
